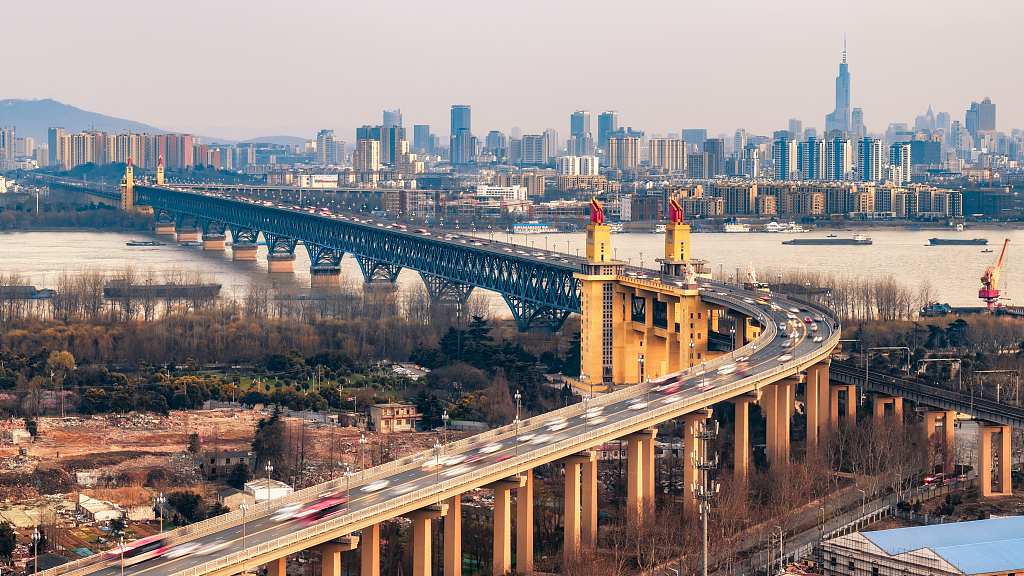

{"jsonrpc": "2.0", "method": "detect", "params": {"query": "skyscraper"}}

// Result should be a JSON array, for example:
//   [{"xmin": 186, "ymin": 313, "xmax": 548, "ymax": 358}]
[
  {"xmin": 485, "ymin": 131, "xmax": 507, "ymax": 149},
  {"xmin": 825, "ymin": 137, "xmax": 852, "ymax": 181},
  {"xmin": 772, "ymin": 137, "xmax": 797, "ymax": 181},
  {"xmin": 570, "ymin": 111, "xmax": 591, "ymax": 139},
  {"xmin": 450, "ymin": 105, "xmax": 472, "ymax": 165},
  {"xmin": 798, "ymin": 138, "xmax": 826, "ymax": 180},
  {"xmin": 648, "ymin": 139, "xmax": 685, "ymax": 172},
  {"xmin": 383, "ymin": 109, "xmax": 402, "ymax": 128},
  {"xmin": 851, "ymin": 108, "xmax": 865, "ymax": 137},
  {"xmin": 316, "ymin": 129, "xmax": 341, "ymax": 165},
  {"xmin": 788, "ymin": 119, "xmax": 803, "ymax": 140},
  {"xmin": 48, "ymin": 127, "xmax": 65, "ymax": 167},
  {"xmin": 413, "ymin": 125, "xmax": 431, "ymax": 153},
  {"xmin": 597, "ymin": 111, "xmax": 617, "ymax": 149},
  {"xmin": 521, "ymin": 135, "xmax": 547, "ymax": 165},
  {"xmin": 606, "ymin": 137, "xmax": 640, "ymax": 169},
  {"xmin": 733, "ymin": 129, "xmax": 747, "ymax": 157},
  {"xmin": 681, "ymin": 129, "xmax": 707, "ymax": 151},
  {"xmin": 543, "ymin": 129, "xmax": 558, "ymax": 162},
  {"xmin": 890, "ymin": 142, "xmax": 911, "ymax": 184},
  {"xmin": 857, "ymin": 138, "xmax": 884, "ymax": 182},
  {"xmin": 825, "ymin": 44, "xmax": 851, "ymax": 133},
  {"xmin": 703, "ymin": 139, "xmax": 725, "ymax": 176}
]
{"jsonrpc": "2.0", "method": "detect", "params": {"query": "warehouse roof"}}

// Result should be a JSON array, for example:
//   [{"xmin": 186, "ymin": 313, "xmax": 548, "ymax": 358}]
[{"xmin": 862, "ymin": 516, "xmax": 1024, "ymax": 575}]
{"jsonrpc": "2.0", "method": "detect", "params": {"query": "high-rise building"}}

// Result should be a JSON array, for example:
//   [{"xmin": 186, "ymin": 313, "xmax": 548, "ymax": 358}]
[
  {"xmin": 703, "ymin": 139, "xmax": 725, "ymax": 176},
  {"xmin": 570, "ymin": 111, "xmax": 590, "ymax": 139},
  {"xmin": 733, "ymin": 129, "xmax": 747, "ymax": 156},
  {"xmin": 788, "ymin": 119, "xmax": 803, "ymax": 140},
  {"xmin": 316, "ymin": 129, "xmax": 339, "ymax": 165},
  {"xmin": 681, "ymin": 129, "xmax": 707, "ymax": 151},
  {"xmin": 607, "ymin": 137, "xmax": 640, "ymax": 169},
  {"xmin": 798, "ymin": 138, "xmax": 826, "ymax": 180},
  {"xmin": 567, "ymin": 135, "xmax": 595, "ymax": 157},
  {"xmin": 826, "ymin": 137, "xmax": 852, "ymax": 181},
  {"xmin": 521, "ymin": 135, "xmax": 547, "ymax": 165},
  {"xmin": 387, "ymin": 126, "xmax": 407, "ymax": 164},
  {"xmin": 687, "ymin": 152, "xmax": 708, "ymax": 179},
  {"xmin": 825, "ymin": 45, "xmax": 851, "ymax": 133},
  {"xmin": 936, "ymin": 112, "xmax": 951, "ymax": 138},
  {"xmin": 851, "ymin": 108, "xmax": 865, "ymax": 137},
  {"xmin": 978, "ymin": 97, "xmax": 996, "ymax": 132},
  {"xmin": 543, "ymin": 129, "xmax": 558, "ymax": 162},
  {"xmin": 648, "ymin": 139, "xmax": 685, "ymax": 172},
  {"xmin": 450, "ymin": 105, "xmax": 472, "ymax": 165},
  {"xmin": 48, "ymin": 127, "xmax": 65, "ymax": 167},
  {"xmin": 511, "ymin": 126, "xmax": 522, "ymax": 140},
  {"xmin": 889, "ymin": 142, "xmax": 911, "ymax": 184},
  {"xmin": 485, "ymin": 131, "xmax": 507, "ymax": 150},
  {"xmin": 383, "ymin": 109, "xmax": 402, "ymax": 128},
  {"xmin": 557, "ymin": 155, "xmax": 599, "ymax": 176},
  {"xmin": 413, "ymin": 125, "xmax": 432, "ymax": 154},
  {"xmin": 857, "ymin": 138, "xmax": 884, "ymax": 182},
  {"xmin": 353, "ymin": 139, "xmax": 381, "ymax": 172},
  {"xmin": 597, "ymin": 111, "xmax": 618, "ymax": 148},
  {"xmin": 773, "ymin": 137, "xmax": 797, "ymax": 181},
  {"xmin": 0, "ymin": 129, "xmax": 15, "ymax": 161}
]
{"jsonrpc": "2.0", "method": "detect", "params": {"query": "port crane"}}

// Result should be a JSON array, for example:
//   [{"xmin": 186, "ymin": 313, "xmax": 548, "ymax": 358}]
[{"xmin": 980, "ymin": 238, "xmax": 1010, "ymax": 310}]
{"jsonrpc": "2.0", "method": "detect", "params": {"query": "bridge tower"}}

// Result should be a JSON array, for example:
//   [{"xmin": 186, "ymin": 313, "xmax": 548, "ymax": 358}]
[
  {"xmin": 120, "ymin": 159, "xmax": 135, "ymax": 212},
  {"xmin": 156, "ymin": 155, "xmax": 165, "ymax": 186},
  {"xmin": 576, "ymin": 199, "xmax": 715, "ymax": 388}
]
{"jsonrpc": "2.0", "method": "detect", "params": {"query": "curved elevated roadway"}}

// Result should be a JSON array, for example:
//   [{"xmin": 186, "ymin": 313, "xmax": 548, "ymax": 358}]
[{"xmin": 43, "ymin": 280, "xmax": 839, "ymax": 576}]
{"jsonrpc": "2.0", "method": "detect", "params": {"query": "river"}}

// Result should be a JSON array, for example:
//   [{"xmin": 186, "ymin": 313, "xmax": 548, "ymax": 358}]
[{"xmin": 0, "ymin": 227, "xmax": 1020, "ymax": 311}]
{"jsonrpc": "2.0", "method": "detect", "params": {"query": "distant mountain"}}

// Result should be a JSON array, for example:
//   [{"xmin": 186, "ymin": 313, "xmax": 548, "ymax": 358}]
[
  {"xmin": 238, "ymin": 135, "xmax": 309, "ymax": 146},
  {"xmin": 0, "ymin": 99, "xmax": 166, "ymax": 143}
]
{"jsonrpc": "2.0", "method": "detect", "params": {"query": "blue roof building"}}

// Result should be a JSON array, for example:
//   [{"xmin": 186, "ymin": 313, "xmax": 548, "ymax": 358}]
[{"xmin": 819, "ymin": 516, "xmax": 1024, "ymax": 576}]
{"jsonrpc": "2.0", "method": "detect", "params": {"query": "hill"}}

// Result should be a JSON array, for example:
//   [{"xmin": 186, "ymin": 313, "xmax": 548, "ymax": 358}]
[
  {"xmin": 238, "ymin": 135, "xmax": 309, "ymax": 146},
  {"xmin": 0, "ymin": 99, "xmax": 166, "ymax": 143}
]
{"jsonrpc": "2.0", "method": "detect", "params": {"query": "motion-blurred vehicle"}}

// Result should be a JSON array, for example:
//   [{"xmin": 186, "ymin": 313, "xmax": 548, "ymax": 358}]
[
  {"xmin": 272, "ymin": 503, "xmax": 302, "ymax": 522},
  {"xmin": 105, "ymin": 534, "xmax": 170, "ymax": 566}
]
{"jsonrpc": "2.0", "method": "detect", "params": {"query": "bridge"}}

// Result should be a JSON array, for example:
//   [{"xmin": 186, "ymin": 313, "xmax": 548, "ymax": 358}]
[{"xmin": 30, "ymin": 170, "xmax": 1019, "ymax": 576}]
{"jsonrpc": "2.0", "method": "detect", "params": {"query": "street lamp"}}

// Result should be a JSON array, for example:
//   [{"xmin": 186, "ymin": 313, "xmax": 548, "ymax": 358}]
[
  {"xmin": 442, "ymin": 410, "xmax": 450, "ymax": 448},
  {"xmin": 156, "ymin": 492, "xmax": 166, "ymax": 533},
  {"xmin": 360, "ymin": 435, "xmax": 368, "ymax": 476},
  {"xmin": 118, "ymin": 536, "xmax": 124, "ymax": 576},
  {"xmin": 689, "ymin": 340, "xmax": 695, "ymax": 368},
  {"xmin": 583, "ymin": 395, "xmax": 590, "ymax": 433},
  {"xmin": 31, "ymin": 529, "xmax": 40, "ymax": 576},
  {"xmin": 345, "ymin": 470, "xmax": 353, "ymax": 505},
  {"xmin": 240, "ymin": 502, "xmax": 249, "ymax": 549},
  {"xmin": 265, "ymin": 462, "xmax": 273, "ymax": 501},
  {"xmin": 433, "ymin": 440, "xmax": 443, "ymax": 490},
  {"xmin": 545, "ymin": 235, "xmax": 548, "ymax": 251}
]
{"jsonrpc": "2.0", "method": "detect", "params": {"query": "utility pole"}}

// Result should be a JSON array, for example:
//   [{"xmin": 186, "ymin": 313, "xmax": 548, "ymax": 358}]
[{"xmin": 691, "ymin": 419, "xmax": 720, "ymax": 576}]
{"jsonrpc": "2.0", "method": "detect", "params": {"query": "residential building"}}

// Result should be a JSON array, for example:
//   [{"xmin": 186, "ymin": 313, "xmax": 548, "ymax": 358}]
[
  {"xmin": 733, "ymin": 129, "xmax": 747, "ymax": 156},
  {"xmin": 826, "ymin": 137, "xmax": 852, "ymax": 181},
  {"xmin": 703, "ymin": 139, "xmax": 725, "ymax": 176},
  {"xmin": 788, "ymin": 119, "xmax": 802, "ymax": 140},
  {"xmin": 494, "ymin": 173, "xmax": 545, "ymax": 197},
  {"xmin": 772, "ymin": 137, "xmax": 797, "ymax": 181},
  {"xmin": 383, "ymin": 109, "xmax": 402, "ymax": 128},
  {"xmin": 890, "ymin": 142, "xmax": 911, "ymax": 185},
  {"xmin": 648, "ymin": 139, "xmax": 685, "ymax": 172},
  {"xmin": 798, "ymin": 138, "xmax": 827, "ymax": 180},
  {"xmin": 369, "ymin": 403, "xmax": 422, "ymax": 432},
  {"xmin": 217, "ymin": 489, "xmax": 255, "ymax": 510},
  {"xmin": 687, "ymin": 152, "xmax": 708, "ymax": 179},
  {"xmin": 353, "ymin": 139, "xmax": 381, "ymax": 172},
  {"xmin": 543, "ymin": 129, "xmax": 558, "ymax": 162},
  {"xmin": 485, "ymin": 131, "xmax": 507, "ymax": 150},
  {"xmin": 521, "ymin": 135, "xmax": 548, "ymax": 165},
  {"xmin": 244, "ymin": 478, "xmax": 293, "ymax": 503},
  {"xmin": 48, "ymin": 127, "xmax": 65, "ymax": 167},
  {"xmin": 557, "ymin": 155, "xmax": 599, "ymax": 176},
  {"xmin": 607, "ymin": 137, "xmax": 640, "ymax": 169},
  {"xmin": 857, "ymin": 138, "xmax": 884, "ymax": 182},
  {"xmin": 316, "ymin": 129, "xmax": 343, "ymax": 165},
  {"xmin": 570, "ymin": 110, "xmax": 590, "ymax": 138},
  {"xmin": 200, "ymin": 450, "xmax": 251, "ymax": 479},
  {"xmin": 681, "ymin": 129, "xmax": 707, "ymax": 151},
  {"xmin": 567, "ymin": 135, "xmax": 594, "ymax": 157}
]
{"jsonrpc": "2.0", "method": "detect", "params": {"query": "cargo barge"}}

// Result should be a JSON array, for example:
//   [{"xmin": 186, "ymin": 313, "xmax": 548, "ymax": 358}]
[
  {"xmin": 782, "ymin": 234, "xmax": 872, "ymax": 246},
  {"xmin": 928, "ymin": 238, "xmax": 988, "ymax": 245}
]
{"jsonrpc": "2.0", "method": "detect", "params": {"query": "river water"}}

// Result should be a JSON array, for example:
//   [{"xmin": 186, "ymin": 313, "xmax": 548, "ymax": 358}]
[{"xmin": 1, "ymin": 228, "xmax": 1022, "ymax": 311}]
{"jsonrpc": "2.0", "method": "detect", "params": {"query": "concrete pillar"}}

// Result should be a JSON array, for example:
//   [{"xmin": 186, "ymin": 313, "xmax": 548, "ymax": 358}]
[
  {"xmin": 830, "ymin": 385, "xmax": 841, "ymax": 426},
  {"xmin": 405, "ymin": 505, "xmax": 448, "ymax": 576},
  {"xmin": 361, "ymin": 523, "xmax": 380, "ymax": 576},
  {"xmin": 762, "ymin": 384, "xmax": 778, "ymax": 464},
  {"xmin": 944, "ymin": 411, "xmax": 956, "ymax": 474},
  {"xmin": 445, "ymin": 495, "xmax": 461, "ymax": 576},
  {"xmin": 807, "ymin": 362, "xmax": 830, "ymax": 450},
  {"xmin": 311, "ymin": 268, "xmax": 342, "ymax": 287},
  {"xmin": 268, "ymin": 253, "xmax": 296, "ymax": 273},
  {"xmin": 155, "ymin": 223, "xmax": 176, "ymax": 236},
  {"xmin": 626, "ymin": 435, "xmax": 643, "ymax": 522},
  {"xmin": 557, "ymin": 452, "xmax": 594, "ymax": 555},
  {"xmin": 516, "ymin": 471, "xmax": 533, "ymax": 573},
  {"xmin": 1000, "ymin": 425, "xmax": 1012, "ymax": 495},
  {"xmin": 873, "ymin": 396, "xmax": 904, "ymax": 420},
  {"xmin": 980, "ymin": 425, "xmax": 994, "ymax": 497},
  {"xmin": 176, "ymin": 228, "xmax": 200, "ymax": 242},
  {"xmin": 582, "ymin": 457, "xmax": 598, "ymax": 549},
  {"xmin": 845, "ymin": 385, "xmax": 857, "ymax": 424},
  {"xmin": 313, "ymin": 538, "xmax": 358, "ymax": 576},
  {"xmin": 730, "ymin": 395, "xmax": 754, "ymax": 485},
  {"xmin": 643, "ymin": 433, "xmax": 655, "ymax": 512},
  {"xmin": 683, "ymin": 412, "xmax": 709, "ymax": 513},
  {"xmin": 267, "ymin": 556, "xmax": 287, "ymax": 576},
  {"xmin": 776, "ymin": 379, "xmax": 794, "ymax": 462},
  {"xmin": 232, "ymin": 243, "xmax": 259, "ymax": 261},
  {"xmin": 484, "ymin": 478, "xmax": 525, "ymax": 576},
  {"xmin": 202, "ymin": 234, "xmax": 226, "ymax": 251},
  {"xmin": 981, "ymin": 424, "xmax": 1014, "ymax": 497}
]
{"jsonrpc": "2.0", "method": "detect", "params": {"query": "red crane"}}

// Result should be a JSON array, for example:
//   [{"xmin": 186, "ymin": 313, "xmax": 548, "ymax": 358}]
[{"xmin": 980, "ymin": 239, "xmax": 1010, "ymax": 310}]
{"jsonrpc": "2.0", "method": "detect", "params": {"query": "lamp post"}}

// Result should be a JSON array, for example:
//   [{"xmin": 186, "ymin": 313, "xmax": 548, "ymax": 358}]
[
  {"xmin": 240, "ymin": 502, "xmax": 249, "ymax": 549},
  {"xmin": 119, "ymin": 536, "xmax": 124, "ymax": 576},
  {"xmin": 360, "ymin": 435, "xmax": 368, "ymax": 477},
  {"xmin": 442, "ymin": 410, "xmax": 449, "ymax": 449},
  {"xmin": 583, "ymin": 395, "xmax": 590, "ymax": 433},
  {"xmin": 777, "ymin": 274, "xmax": 782, "ymax": 294},
  {"xmin": 345, "ymin": 470, "xmax": 353, "ymax": 504},
  {"xmin": 433, "ymin": 440, "xmax": 442, "ymax": 490},
  {"xmin": 689, "ymin": 340, "xmax": 695, "ymax": 368},
  {"xmin": 719, "ymin": 262, "xmax": 724, "ymax": 281},
  {"xmin": 545, "ymin": 235, "xmax": 548, "ymax": 251},
  {"xmin": 31, "ymin": 529, "xmax": 40, "ymax": 576},
  {"xmin": 265, "ymin": 462, "xmax": 274, "ymax": 501},
  {"xmin": 156, "ymin": 492, "xmax": 166, "ymax": 533}
]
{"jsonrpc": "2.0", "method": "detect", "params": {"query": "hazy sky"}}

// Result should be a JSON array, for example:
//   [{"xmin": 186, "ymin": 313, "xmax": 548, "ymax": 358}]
[{"xmin": 4, "ymin": 0, "xmax": 1023, "ymax": 141}]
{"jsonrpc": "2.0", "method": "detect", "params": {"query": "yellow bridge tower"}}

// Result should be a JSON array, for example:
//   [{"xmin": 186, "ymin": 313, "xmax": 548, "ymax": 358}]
[{"xmin": 120, "ymin": 158, "xmax": 135, "ymax": 212}]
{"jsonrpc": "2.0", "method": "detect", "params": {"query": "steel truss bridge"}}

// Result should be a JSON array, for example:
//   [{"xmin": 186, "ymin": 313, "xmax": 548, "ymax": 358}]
[{"xmin": 38, "ymin": 176, "xmax": 581, "ymax": 331}]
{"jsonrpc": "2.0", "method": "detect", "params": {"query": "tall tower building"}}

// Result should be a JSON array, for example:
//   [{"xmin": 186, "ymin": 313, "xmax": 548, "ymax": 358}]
[
  {"xmin": 571, "ymin": 111, "xmax": 591, "ymax": 139},
  {"xmin": 606, "ymin": 137, "xmax": 640, "ymax": 169},
  {"xmin": 703, "ymin": 139, "xmax": 725, "ymax": 176},
  {"xmin": 857, "ymin": 138, "xmax": 884, "ymax": 182},
  {"xmin": 851, "ymin": 108, "xmax": 865, "ymax": 137},
  {"xmin": 773, "ymin": 137, "xmax": 797, "ymax": 181},
  {"xmin": 413, "ymin": 125, "xmax": 431, "ymax": 153},
  {"xmin": 890, "ymin": 142, "xmax": 911, "ymax": 184},
  {"xmin": 826, "ymin": 137, "xmax": 852, "ymax": 181},
  {"xmin": 788, "ymin": 119, "xmax": 803, "ymax": 140},
  {"xmin": 681, "ymin": 129, "xmax": 707, "ymax": 151},
  {"xmin": 648, "ymin": 139, "xmax": 685, "ymax": 172},
  {"xmin": 316, "ymin": 129, "xmax": 337, "ymax": 165},
  {"xmin": 450, "ymin": 105, "xmax": 472, "ymax": 165},
  {"xmin": 799, "ymin": 138, "xmax": 827, "ymax": 180},
  {"xmin": 48, "ymin": 127, "xmax": 65, "ymax": 167},
  {"xmin": 733, "ymin": 129, "xmax": 747, "ymax": 157},
  {"xmin": 825, "ymin": 43, "xmax": 852, "ymax": 133},
  {"xmin": 383, "ymin": 109, "xmax": 402, "ymax": 128},
  {"xmin": 597, "ymin": 111, "xmax": 618, "ymax": 148}
]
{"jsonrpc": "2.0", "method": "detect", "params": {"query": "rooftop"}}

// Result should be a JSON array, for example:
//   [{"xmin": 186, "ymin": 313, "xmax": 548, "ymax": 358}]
[{"xmin": 861, "ymin": 516, "xmax": 1024, "ymax": 575}]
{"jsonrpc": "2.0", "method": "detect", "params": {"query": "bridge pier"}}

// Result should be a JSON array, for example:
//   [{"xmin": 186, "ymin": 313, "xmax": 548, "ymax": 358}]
[
  {"xmin": 312, "ymin": 537, "xmax": 359, "ymax": 576},
  {"xmin": 764, "ymin": 378, "xmax": 796, "ymax": 465},
  {"xmin": 405, "ymin": 504, "xmax": 448, "ymax": 576},
  {"xmin": 268, "ymin": 253, "xmax": 296, "ymax": 273},
  {"xmin": 155, "ymin": 223, "xmax": 176, "ymax": 236},
  {"xmin": 806, "ymin": 361, "xmax": 830, "ymax": 450},
  {"xmin": 516, "ymin": 470, "xmax": 534, "ymax": 573},
  {"xmin": 445, "ymin": 495, "xmax": 462, "ymax": 576},
  {"xmin": 830, "ymin": 384, "xmax": 857, "ymax": 425},
  {"xmin": 979, "ymin": 424, "xmax": 1013, "ymax": 497},
  {"xmin": 361, "ymin": 523, "xmax": 380, "ymax": 576},
  {"xmin": 311, "ymin": 267, "xmax": 342, "ymax": 287},
  {"xmin": 924, "ymin": 410, "xmax": 956, "ymax": 474},
  {"xmin": 872, "ymin": 396, "xmax": 904, "ymax": 420},
  {"xmin": 176, "ymin": 228, "xmax": 200, "ymax": 242},
  {"xmin": 267, "ymin": 556, "xmax": 287, "ymax": 576},
  {"xmin": 202, "ymin": 234, "xmax": 226, "ymax": 251},
  {"xmin": 484, "ymin": 477, "xmax": 525, "ymax": 576},
  {"xmin": 729, "ymin": 395, "xmax": 756, "ymax": 485},
  {"xmin": 623, "ymin": 429, "xmax": 656, "ymax": 522},
  {"xmin": 232, "ymin": 243, "xmax": 258, "ymax": 261},
  {"xmin": 556, "ymin": 451, "xmax": 595, "ymax": 555}
]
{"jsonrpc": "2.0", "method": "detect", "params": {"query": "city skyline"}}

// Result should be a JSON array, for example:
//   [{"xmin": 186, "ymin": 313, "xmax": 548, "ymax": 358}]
[{"xmin": 2, "ymin": 0, "xmax": 1022, "ymax": 141}]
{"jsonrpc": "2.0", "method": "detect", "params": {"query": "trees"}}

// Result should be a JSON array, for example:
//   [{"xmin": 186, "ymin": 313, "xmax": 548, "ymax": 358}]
[
  {"xmin": 227, "ymin": 462, "xmax": 250, "ymax": 490},
  {"xmin": 0, "ymin": 522, "xmax": 14, "ymax": 559}
]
